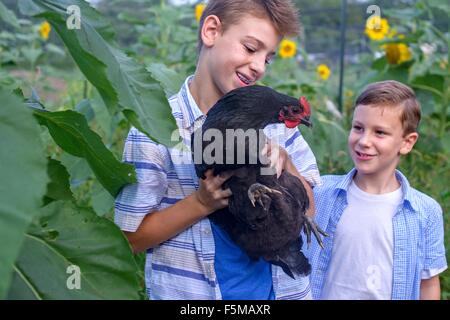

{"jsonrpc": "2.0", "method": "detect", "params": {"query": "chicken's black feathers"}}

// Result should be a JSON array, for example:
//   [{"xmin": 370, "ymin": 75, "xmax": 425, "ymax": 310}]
[{"xmin": 191, "ymin": 85, "xmax": 325, "ymax": 279}]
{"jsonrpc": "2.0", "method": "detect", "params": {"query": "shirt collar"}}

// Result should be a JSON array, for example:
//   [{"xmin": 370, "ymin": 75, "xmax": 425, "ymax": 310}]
[
  {"xmin": 336, "ymin": 168, "xmax": 418, "ymax": 212},
  {"xmin": 179, "ymin": 75, "xmax": 205, "ymax": 129},
  {"xmin": 394, "ymin": 169, "xmax": 417, "ymax": 212}
]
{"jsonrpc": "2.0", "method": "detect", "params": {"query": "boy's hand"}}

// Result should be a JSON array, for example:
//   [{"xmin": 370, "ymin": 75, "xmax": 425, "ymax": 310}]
[
  {"xmin": 261, "ymin": 140, "xmax": 289, "ymax": 178},
  {"xmin": 194, "ymin": 169, "xmax": 233, "ymax": 214}
]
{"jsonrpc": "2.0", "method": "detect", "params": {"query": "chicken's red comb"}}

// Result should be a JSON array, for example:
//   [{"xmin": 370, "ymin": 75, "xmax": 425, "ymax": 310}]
[{"xmin": 299, "ymin": 96, "xmax": 311, "ymax": 116}]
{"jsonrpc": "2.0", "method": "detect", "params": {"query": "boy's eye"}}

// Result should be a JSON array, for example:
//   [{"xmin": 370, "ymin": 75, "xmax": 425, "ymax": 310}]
[
  {"xmin": 353, "ymin": 125, "xmax": 362, "ymax": 131},
  {"xmin": 265, "ymin": 56, "xmax": 274, "ymax": 65},
  {"xmin": 244, "ymin": 45, "xmax": 256, "ymax": 53},
  {"xmin": 376, "ymin": 130, "xmax": 386, "ymax": 136}
]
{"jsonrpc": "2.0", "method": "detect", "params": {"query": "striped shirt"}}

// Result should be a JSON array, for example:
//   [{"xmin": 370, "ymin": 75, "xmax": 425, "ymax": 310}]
[
  {"xmin": 307, "ymin": 169, "xmax": 448, "ymax": 300},
  {"xmin": 115, "ymin": 76, "xmax": 321, "ymax": 300}
]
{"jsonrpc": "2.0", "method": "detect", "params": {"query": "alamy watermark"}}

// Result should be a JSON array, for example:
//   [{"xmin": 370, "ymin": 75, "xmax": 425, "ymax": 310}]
[
  {"xmin": 366, "ymin": 264, "xmax": 381, "ymax": 293},
  {"xmin": 66, "ymin": 264, "xmax": 81, "ymax": 290},
  {"xmin": 171, "ymin": 127, "xmax": 281, "ymax": 176},
  {"xmin": 366, "ymin": 5, "xmax": 382, "ymax": 30},
  {"xmin": 66, "ymin": 5, "xmax": 81, "ymax": 30}
]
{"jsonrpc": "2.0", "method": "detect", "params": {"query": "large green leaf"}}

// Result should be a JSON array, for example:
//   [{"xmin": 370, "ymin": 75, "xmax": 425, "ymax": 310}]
[
  {"xmin": 426, "ymin": 0, "xmax": 450, "ymax": 13},
  {"xmin": 60, "ymin": 153, "xmax": 92, "ymax": 187},
  {"xmin": 7, "ymin": 201, "xmax": 144, "ymax": 300},
  {"xmin": 91, "ymin": 180, "xmax": 114, "ymax": 217},
  {"xmin": 19, "ymin": 0, "xmax": 180, "ymax": 147},
  {"xmin": 33, "ymin": 110, "xmax": 136, "ymax": 197},
  {"xmin": 302, "ymin": 109, "xmax": 352, "ymax": 174},
  {"xmin": 147, "ymin": 62, "xmax": 186, "ymax": 98},
  {"xmin": 384, "ymin": 8, "xmax": 424, "ymax": 20},
  {"xmin": 43, "ymin": 158, "xmax": 73, "ymax": 205},
  {"xmin": 0, "ymin": 89, "xmax": 48, "ymax": 299},
  {"xmin": 410, "ymin": 74, "xmax": 445, "ymax": 99},
  {"xmin": 0, "ymin": 1, "xmax": 20, "ymax": 28}
]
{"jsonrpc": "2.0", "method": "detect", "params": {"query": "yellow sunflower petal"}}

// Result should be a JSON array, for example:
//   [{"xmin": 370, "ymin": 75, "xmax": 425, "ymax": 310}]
[
  {"xmin": 385, "ymin": 43, "xmax": 411, "ymax": 64},
  {"xmin": 195, "ymin": 3, "xmax": 206, "ymax": 22},
  {"xmin": 278, "ymin": 39, "xmax": 297, "ymax": 59},
  {"xmin": 365, "ymin": 17, "xmax": 390, "ymax": 41},
  {"xmin": 317, "ymin": 64, "xmax": 331, "ymax": 80},
  {"xmin": 39, "ymin": 21, "xmax": 51, "ymax": 41}
]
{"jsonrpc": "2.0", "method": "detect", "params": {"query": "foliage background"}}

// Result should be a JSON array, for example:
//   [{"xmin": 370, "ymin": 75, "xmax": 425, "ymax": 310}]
[{"xmin": 0, "ymin": 0, "xmax": 448, "ymax": 299}]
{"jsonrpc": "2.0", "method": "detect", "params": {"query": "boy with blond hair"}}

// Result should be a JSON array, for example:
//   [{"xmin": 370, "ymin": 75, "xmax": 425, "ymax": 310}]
[
  {"xmin": 308, "ymin": 80, "xmax": 447, "ymax": 300},
  {"xmin": 114, "ymin": 0, "xmax": 321, "ymax": 300}
]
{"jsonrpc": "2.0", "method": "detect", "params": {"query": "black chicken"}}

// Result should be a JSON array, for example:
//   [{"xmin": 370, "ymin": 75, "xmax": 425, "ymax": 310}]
[{"xmin": 191, "ymin": 85, "xmax": 327, "ymax": 279}]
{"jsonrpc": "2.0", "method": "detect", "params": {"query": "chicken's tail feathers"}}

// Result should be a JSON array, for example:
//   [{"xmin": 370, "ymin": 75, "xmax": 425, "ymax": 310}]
[{"xmin": 267, "ymin": 244, "xmax": 311, "ymax": 279}]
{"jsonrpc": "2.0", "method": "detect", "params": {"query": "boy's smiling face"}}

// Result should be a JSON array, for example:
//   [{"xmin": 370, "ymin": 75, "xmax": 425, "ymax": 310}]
[
  {"xmin": 348, "ymin": 104, "xmax": 418, "ymax": 180},
  {"xmin": 202, "ymin": 14, "xmax": 281, "ymax": 99}
]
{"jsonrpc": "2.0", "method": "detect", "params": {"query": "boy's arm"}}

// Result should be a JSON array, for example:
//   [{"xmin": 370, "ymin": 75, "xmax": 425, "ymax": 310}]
[
  {"xmin": 124, "ymin": 170, "xmax": 233, "ymax": 253},
  {"xmin": 263, "ymin": 129, "xmax": 319, "ymax": 217},
  {"xmin": 284, "ymin": 156, "xmax": 315, "ymax": 217},
  {"xmin": 115, "ymin": 128, "xmax": 233, "ymax": 253},
  {"xmin": 420, "ymin": 276, "xmax": 441, "ymax": 300},
  {"xmin": 420, "ymin": 202, "xmax": 448, "ymax": 298},
  {"xmin": 262, "ymin": 143, "xmax": 316, "ymax": 217}
]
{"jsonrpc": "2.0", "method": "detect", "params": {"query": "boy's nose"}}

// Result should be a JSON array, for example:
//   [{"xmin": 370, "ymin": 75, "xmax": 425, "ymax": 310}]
[
  {"xmin": 358, "ymin": 133, "xmax": 372, "ymax": 147},
  {"xmin": 249, "ymin": 57, "xmax": 266, "ymax": 79}
]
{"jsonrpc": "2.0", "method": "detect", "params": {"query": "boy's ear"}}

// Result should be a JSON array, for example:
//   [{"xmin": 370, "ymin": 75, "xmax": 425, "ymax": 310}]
[
  {"xmin": 399, "ymin": 132, "xmax": 419, "ymax": 155},
  {"xmin": 201, "ymin": 15, "xmax": 222, "ymax": 47}
]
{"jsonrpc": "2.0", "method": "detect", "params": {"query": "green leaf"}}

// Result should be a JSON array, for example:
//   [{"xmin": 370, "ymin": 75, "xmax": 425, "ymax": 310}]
[
  {"xmin": 302, "ymin": 111, "xmax": 352, "ymax": 173},
  {"xmin": 43, "ymin": 158, "xmax": 73, "ymax": 205},
  {"xmin": 147, "ymin": 63, "xmax": 186, "ymax": 98},
  {"xmin": 7, "ymin": 201, "xmax": 144, "ymax": 299},
  {"xmin": 384, "ymin": 8, "xmax": 423, "ymax": 20},
  {"xmin": 19, "ymin": 0, "xmax": 180, "ymax": 147},
  {"xmin": 45, "ymin": 43, "xmax": 66, "ymax": 57},
  {"xmin": 75, "ymin": 99, "xmax": 95, "ymax": 122},
  {"xmin": 415, "ymin": 90, "xmax": 436, "ymax": 117},
  {"xmin": 371, "ymin": 56, "xmax": 387, "ymax": 71},
  {"xmin": 366, "ymin": 64, "xmax": 410, "ymax": 84},
  {"xmin": 91, "ymin": 180, "xmax": 114, "ymax": 217},
  {"xmin": 118, "ymin": 11, "xmax": 146, "ymax": 26},
  {"xmin": 33, "ymin": 110, "xmax": 136, "ymax": 197},
  {"xmin": 0, "ymin": 1, "xmax": 20, "ymax": 28},
  {"xmin": 0, "ymin": 89, "xmax": 48, "ymax": 298},
  {"xmin": 20, "ymin": 47, "xmax": 43, "ymax": 67},
  {"xmin": 60, "ymin": 153, "xmax": 92, "ymax": 187},
  {"xmin": 409, "ymin": 58, "xmax": 433, "ymax": 81},
  {"xmin": 410, "ymin": 74, "xmax": 444, "ymax": 99},
  {"xmin": 425, "ymin": 1, "xmax": 450, "ymax": 13}
]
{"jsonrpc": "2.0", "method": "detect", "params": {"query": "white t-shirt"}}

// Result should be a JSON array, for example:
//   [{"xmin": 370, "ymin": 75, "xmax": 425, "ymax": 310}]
[{"xmin": 321, "ymin": 181, "xmax": 402, "ymax": 300}]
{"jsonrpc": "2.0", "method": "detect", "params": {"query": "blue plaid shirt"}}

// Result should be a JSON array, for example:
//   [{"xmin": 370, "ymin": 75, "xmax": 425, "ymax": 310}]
[
  {"xmin": 114, "ymin": 76, "xmax": 321, "ymax": 300},
  {"xmin": 307, "ymin": 169, "xmax": 448, "ymax": 300}
]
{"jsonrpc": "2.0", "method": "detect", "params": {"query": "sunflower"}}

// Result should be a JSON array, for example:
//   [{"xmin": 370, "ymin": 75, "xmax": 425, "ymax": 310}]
[
  {"xmin": 384, "ymin": 43, "xmax": 412, "ymax": 65},
  {"xmin": 195, "ymin": 3, "xmax": 206, "ymax": 22},
  {"xmin": 39, "ymin": 21, "xmax": 51, "ymax": 41},
  {"xmin": 365, "ymin": 16, "xmax": 389, "ymax": 41},
  {"xmin": 278, "ymin": 39, "xmax": 296, "ymax": 59},
  {"xmin": 317, "ymin": 64, "xmax": 331, "ymax": 80}
]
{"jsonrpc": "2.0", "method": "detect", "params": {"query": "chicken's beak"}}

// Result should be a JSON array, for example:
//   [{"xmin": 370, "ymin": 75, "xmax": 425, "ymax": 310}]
[{"xmin": 301, "ymin": 116, "xmax": 312, "ymax": 128}]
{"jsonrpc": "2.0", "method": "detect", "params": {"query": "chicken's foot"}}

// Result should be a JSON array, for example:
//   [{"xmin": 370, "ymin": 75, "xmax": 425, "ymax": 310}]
[{"xmin": 248, "ymin": 183, "xmax": 281, "ymax": 211}]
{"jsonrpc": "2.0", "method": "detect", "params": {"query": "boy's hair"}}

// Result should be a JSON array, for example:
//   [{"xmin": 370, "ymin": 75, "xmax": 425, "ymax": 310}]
[
  {"xmin": 197, "ymin": 0, "xmax": 300, "ymax": 53},
  {"xmin": 354, "ymin": 80, "xmax": 421, "ymax": 135}
]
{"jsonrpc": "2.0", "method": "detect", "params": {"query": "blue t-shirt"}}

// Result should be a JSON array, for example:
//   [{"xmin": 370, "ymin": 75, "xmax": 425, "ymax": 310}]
[{"xmin": 210, "ymin": 220, "xmax": 275, "ymax": 300}]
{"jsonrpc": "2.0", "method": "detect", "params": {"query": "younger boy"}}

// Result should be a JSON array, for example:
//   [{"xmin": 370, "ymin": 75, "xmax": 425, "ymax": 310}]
[
  {"xmin": 114, "ymin": 0, "xmax": 321, "ymax": 300},
  {"xmin": 308, "ymin": 80, "xmax": 447, "ymax": 300}
]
